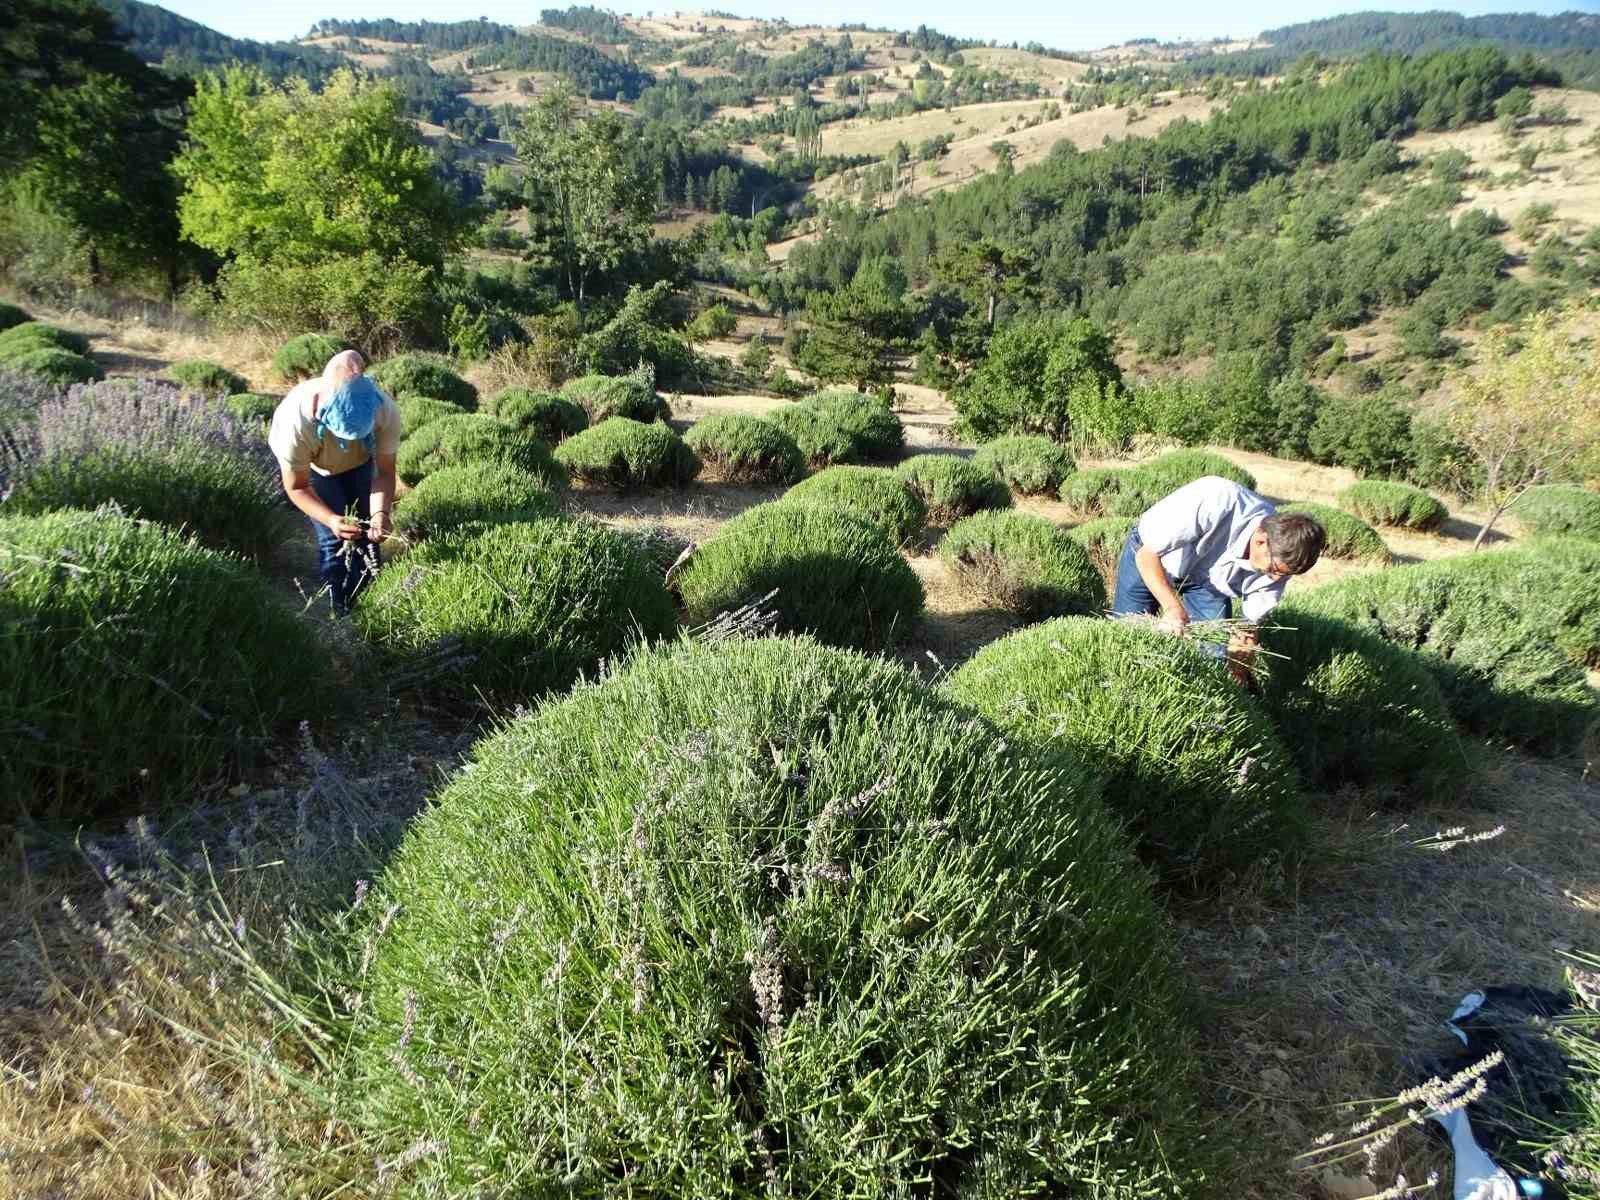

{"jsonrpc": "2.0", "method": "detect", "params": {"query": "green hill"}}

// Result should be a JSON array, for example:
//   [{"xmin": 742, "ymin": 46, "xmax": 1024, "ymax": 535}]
[
  {"xmin": 107, "ymin": 0, "xmax": 344, "ymax": 81},
  {"xmin": 1181, "ymin": 10, "xmax": 1600, "ymax": 88}
]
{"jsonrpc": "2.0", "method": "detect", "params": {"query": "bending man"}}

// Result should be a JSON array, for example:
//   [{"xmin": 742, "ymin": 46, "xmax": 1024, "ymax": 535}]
[
  {"xmin": 268, "ymin": 350, "xmax": 399, "ymax": 615},
  {"xmin": 1111, "ymin": 474, "xmax": 1326, "ymax": 673}
]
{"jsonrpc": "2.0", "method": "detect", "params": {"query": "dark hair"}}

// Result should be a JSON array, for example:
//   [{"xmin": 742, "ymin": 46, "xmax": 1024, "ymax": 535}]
[{"xmin": 1262, "ymin": 511, "xmax": 1326, "ymax": 573}]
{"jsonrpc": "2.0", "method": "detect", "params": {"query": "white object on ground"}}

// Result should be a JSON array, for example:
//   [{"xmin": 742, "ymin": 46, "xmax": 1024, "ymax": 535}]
[
  {"xmin": 1431, "ymin": 1107, "xmax": 1517, "ymax": 1200},
  {"xmin": 1446, "ymin": 991, "xmax": 1486, "ymax": 1043}
]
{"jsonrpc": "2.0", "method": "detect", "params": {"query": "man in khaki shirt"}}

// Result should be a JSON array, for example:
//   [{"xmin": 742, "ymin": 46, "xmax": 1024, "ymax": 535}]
[{"xmin": 267, "ymin": 350, "xmax": 400, "ymax": 614}]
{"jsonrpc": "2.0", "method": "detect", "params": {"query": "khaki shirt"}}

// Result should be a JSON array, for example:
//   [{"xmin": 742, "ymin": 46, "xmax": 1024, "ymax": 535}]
[{"xmin": 268, "ymin": 378, "xmax": 400, "ymax": 476}]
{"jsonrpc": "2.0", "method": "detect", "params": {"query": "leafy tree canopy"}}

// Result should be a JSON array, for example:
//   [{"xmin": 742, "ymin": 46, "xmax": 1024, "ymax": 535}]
[{"xmin": 173, "ymin": 67, "xmax": 468, "ymax": 272}]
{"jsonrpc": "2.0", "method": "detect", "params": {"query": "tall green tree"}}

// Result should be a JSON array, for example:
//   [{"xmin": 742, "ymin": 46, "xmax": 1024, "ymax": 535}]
[
  {"xmin": 953, "ymin": 315, "xmax": 1124, "ymax": 444},
  {"xmin": 512, "ymin": 85, "xmax": 657, "ymax": 315},
  {"xmin": 2, "ymin": 0, "xmax": 191, "ymax": 288},
  {"xmin": 788, "ymin": 107, "xmax": 822, "ymax": 164},
  {"xmin": 171, "ymin": 67, "xmax": 467, "ymax": 342},
  {"xmin": 931, "ymin": 238, "xmax": 1035, "ymax": 330},
  {"xmin": 797, "ymin": 257, "xmax": 907, "ymax": 390}
]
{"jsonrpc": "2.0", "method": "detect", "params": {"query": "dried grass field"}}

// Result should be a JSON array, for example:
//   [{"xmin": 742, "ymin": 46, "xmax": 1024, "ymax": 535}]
[{"xmin": 1, "ymin": 317, "xmax": 1596, "ymax": 1198}]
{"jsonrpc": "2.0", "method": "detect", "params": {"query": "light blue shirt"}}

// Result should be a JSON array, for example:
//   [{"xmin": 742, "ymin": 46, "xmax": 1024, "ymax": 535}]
[{"xmin": 1136, "ymin": 476, "xmax": 1288, "ymax": 621}]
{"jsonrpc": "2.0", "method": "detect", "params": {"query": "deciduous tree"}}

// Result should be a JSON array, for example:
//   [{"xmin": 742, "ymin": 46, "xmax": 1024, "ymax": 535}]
[
  {"xmin": 3, "ymin": 0, "xmax": 191, "ymax": 288},
  {"xmin": 512, "ymin": 85, "xmax": 657, "ymax": 315},
  {"xmin": 172, "ymin": 67, "xmax": 467, "ymax": 341},
  {"xmin": 1449, "ymin": 304, "xmax": 1600, "ymax": 548}
]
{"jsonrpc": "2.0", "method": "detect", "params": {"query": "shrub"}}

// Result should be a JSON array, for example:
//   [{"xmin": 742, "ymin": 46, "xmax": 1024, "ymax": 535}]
[
  {"xmin": 1432, "ymin": 540, "xmax": 1600, "ymax": 668},
  {"xmin": 675, "ymin": 502, "xmax": 923, "ymax": 651},
  {"xmin": 224, "ymin": 392, "xmax": 280, "ymax": 428},
  {"xmin": 0, "ymin": 321, "xmax": 90, "ymax": 357},
  {"xmin": 1308, "ymin": 391, "xmax": 1414, "ymax": 476},
  {"xmin": 369, "ymin": 354, "xmax": 478, "ymax": 412},
  {"xmin": 607, "ymin": 521, "xmax": 691, "ymax": 576},
  {"xmin": 971, "ymin": 434, "xmax": 1074, "ymax": 496},
  {"xmin": 941, "ymin": 511, "xmax": 1103, "ymax": 619},
  {"xmin": 168, "ymin": 359, "xmax": 250, "ymax": 397},
  {"xmin": 576, "ymin": 282, "xmax": 700, "ymax": 388},
  {"xmin": 559, "ymin": 371, "xmax": 670, "ymax": 424},
  {"xmin": 1067, "ymin": 514, "xmax": 1137, "ymax": 591},
  {"xmin": 950, "ymin": 314, "xmax": 1122, "ymax": 443},
  {"xmin": 271, "ymin": 333, "xmax": 343, "ymax": 382},
  {"xmin": 0, "ymin": 365, "xmax": 57, "ymax": 450},
  {"xmin": 783, "ymin": 465, "xmax": 925, "ymax": 544},
  {"xmin": 1062, "ymin": 454, "xmax": 1256, "ymax": 519},
  {"xmin": 895, "ymin": 454, "xmax": 1012, "ymax": 524},
  {"xmin": 8, "ymin": 347, "xmax": 104, "ymax": 386},
  {"xmin": 686, "ymin": 300, "xmax": 738, "ymax": 340},
  {"xmin": 0, "ymin": 331, "xmax": 65, "ymax": 365},
  {"xmin": 391, "ymin": 462, "xmax": 561, "ymax": 546},
  {"xmin": 356, "ymin": 518, "xmax": 674, "ymax": 703},
  {"xmin": 1338, "ymin": 480, "xmax": 1448, "ymax": 530},
  {"xmin": 682, "ymin": 412, "xmax": 805, "ymax": 484},
  {"xmin": 769, "ymin": 389, "xmax": 904, "ymax": 466},
  {"xmin": 206, "ymin": 258, "xmax": 437, "ymax": 354},
  {"xmin": 1060, "ymin": 466, "xmax": 1129, "ymax": 516},
  {"xmin": 0, "ymin": 507, "xmax": 316, "ymax": 822},
  {"xmin": 392, "ymin": 394, "xmax": 466, "ymax": 438},
  {"xmin": 1294, "ymin": 565, "xmax": 1596, "ymax": 752},
  {"xmin": 350, "ymin": 635, "xmax": 1207, "ymax": 1196},
  {"xmin": 395, "ymin": 414, "xmax": 567, "ymax": 490},
  {"xmin": 738, "ymin": 332, "xmax": 772, "ymax": 376},
  {"xmin": 0, "ymin": 302, "xmax": 31, "ymax": 332},
  {"xmin": 1513, "ymin": 484, "xmax": 1600, "ymax": 541},
  {"xmin": 1134, "ymin": 449, "xmax": 1256, "ymax": 495},
  {"xmin": 482, "ymin": 387, "xmax": 586, "ymax": 443},
  {"xmin": 1277, "ymin": 501, "xmax": 1390, "ymax": 562},
  {"xmin": 765, "ymin": 361, "xmax": 806, "ymax": 397},
  {"xmin": 1257, "ymin": 612, "xmax": 1468, "ymax": 798},
  {"xmin": 554, "ymin": 418, "xmax": 702, "ymax": 489},
  {"xmin": 944, "ymin": 617, "xmax": 1305, "ymax": 883},
  {"xmin": 3, "ymin": 379, "xmax": 289, "ymax": 558},
  {"xmin": 1135, "ymin": 378, "xmax": 1217, "ymax": 446}
]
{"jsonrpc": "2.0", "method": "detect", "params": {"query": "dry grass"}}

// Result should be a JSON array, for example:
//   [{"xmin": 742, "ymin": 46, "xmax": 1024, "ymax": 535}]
[
  {"xmin": 804, "ymin": 90, "xmax": 1220, "ymax": 203},
  {"xmin": 817, "ymin": 99, "xmax": 1050, "ymax": 159},
  {"xmin": 1403, "ymin": 86, "xmax": 1600, "ymax": 240},
  {"xmin": 3, "ymin": 308, "xmax": 1594, "ymax": 1199},
  {"xmin": 958, "ymin": 46, "xmax": 1091, "ymax": 91},
  {"xmin": 1178, "ymin": 754, "xmax": 1600, "ymax": 1198}
]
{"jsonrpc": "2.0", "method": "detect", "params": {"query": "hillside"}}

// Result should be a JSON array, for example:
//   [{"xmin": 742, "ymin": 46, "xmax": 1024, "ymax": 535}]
[
  {"xmin": 5, "ymin": 5, "xmax": 1600, "ymax": 1199},
  {"xmin": 1181, "ymin": 9, "xmax": 1600, "ymax": 85},
  {"xmin": 106, "ymin": 0, "xmax": 344, "ymax": 80}
]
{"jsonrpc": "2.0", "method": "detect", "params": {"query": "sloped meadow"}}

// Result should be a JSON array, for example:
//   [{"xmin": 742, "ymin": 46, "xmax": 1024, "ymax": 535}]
[{"xmin": 0, "ymin": 358, "xmax": 1596, "ymax": 1199}]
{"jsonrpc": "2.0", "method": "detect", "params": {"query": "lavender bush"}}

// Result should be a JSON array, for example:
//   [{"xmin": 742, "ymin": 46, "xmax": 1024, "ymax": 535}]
[
  {"xmin": 2, "ymin": 377, "xmax": 290, "ymax": 558},
  {"xmin": 0, "ymin": 365, "xmax": 60, "ymax": 499},
  {"xmin": 0, "ymin": 507, "xmax": 317, "ymax": 822},
  {"xmin": 346, "ymin": 636, "xmax": 1213, "ymax": 1195}
]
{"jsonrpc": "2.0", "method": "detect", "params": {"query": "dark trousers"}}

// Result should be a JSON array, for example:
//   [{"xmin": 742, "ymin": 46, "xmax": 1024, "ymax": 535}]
[
  {"xmin": 1110, "ymin": 528, "xmax": 1231, "ymax": 622},
  {"xmin": 307, "ymin": 460, "xmax": 377, "ymax": 615}
]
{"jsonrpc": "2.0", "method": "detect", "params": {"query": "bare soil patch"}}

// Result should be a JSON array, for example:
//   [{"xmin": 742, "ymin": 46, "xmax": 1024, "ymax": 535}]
[{"xmin": 1403, "ymin": 86, "xmax": 1600, "ymax": 239}]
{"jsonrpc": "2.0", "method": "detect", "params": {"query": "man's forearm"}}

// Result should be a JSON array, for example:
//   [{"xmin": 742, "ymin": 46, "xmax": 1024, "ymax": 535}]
[
  {"xmin": 1134, "ymin": 546, "xmax": 1184, "ymax": 616},
  {"xmin": 285, "ymin": 481, "xmax": 338, "ymax": 528}
]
